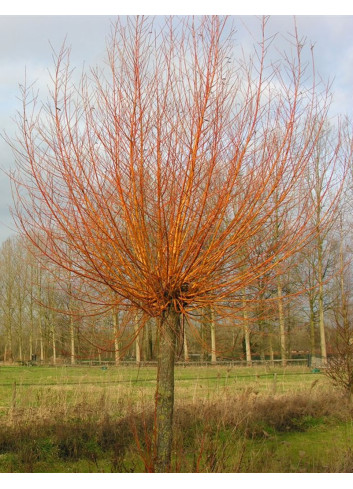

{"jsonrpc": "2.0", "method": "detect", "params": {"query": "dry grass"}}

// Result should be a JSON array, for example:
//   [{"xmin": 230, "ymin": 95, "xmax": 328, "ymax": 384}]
[{"xmin": 0, "ymin": 365, "xmax": 352, "ymax": 472}]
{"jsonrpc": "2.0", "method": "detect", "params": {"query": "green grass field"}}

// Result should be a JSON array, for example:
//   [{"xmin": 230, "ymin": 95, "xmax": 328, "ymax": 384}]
[
  {"xmin": 0, "ymin": 363, "xmax": 325, "ymax": 409},
  {"xmin": 0, "ymin": 364, "xmax": 351, "ymax": 473}
]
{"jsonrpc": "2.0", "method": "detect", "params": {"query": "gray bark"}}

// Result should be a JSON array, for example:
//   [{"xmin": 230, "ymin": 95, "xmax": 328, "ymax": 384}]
[{"xmin": 154, "ymin": 306, "xmax": 179, "ymax": 472}]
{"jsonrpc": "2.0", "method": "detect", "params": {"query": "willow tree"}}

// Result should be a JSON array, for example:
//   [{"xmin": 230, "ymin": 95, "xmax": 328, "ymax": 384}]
[{"xmin": 8, "ymin": 16, "xmax": 337, "ymax": 471}]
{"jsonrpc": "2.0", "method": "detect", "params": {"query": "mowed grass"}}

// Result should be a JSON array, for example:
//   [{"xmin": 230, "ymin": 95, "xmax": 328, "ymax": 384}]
[{"xmin": 0, "ymin": 363, "xmax": 352, "ymax": 473}]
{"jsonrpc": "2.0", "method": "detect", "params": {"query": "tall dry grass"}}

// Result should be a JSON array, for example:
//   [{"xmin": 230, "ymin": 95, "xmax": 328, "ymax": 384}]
[{"xmin": 1, "ymin": 377, "xmax": 353, "ymax": 472}]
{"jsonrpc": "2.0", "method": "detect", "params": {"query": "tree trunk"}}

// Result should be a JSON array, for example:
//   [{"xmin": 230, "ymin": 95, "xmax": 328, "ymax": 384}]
[
  {"xmin": 154, "ymin": 306, "xmax": 179, "ymax": 472},
  {"xmin": 309, "ymin": 296, "xmax": 316, "ymax": 356},
  {"xmin": 210, "ymin": 306, "xmax": 216, "ymax": 363},
  {"xmin": 6, "ymin": 321, "xmax": 13, "ymax": 362},
  {"xmin": 318, "ymin": 246, "xmax": 327, "ymax": 364},
  {"xmin": 29, "ymin": 264, "xmax": 34, "ymax": 361},
  {"xmin": 277, "ymin": 278, "xmax": 287, "ymax": 367},
  {"xmin": 37, "ymin": 269, "xmax": 44, "ymax": 363},
  {"xmin": 134, "ymin": 313, "xmax": 141, "ymax": 364},
  {"xmin": 259, "ymin": 317, "xmax": 265, "ymax": 362},
  {"xmin": 113, "ymin": 310, "xmax": 120, "ymax": 365},
  {"xmin": 18, "ymin": 303, "xmax": 23, "ymax": 362},
  {"xmin": 52, "ymin": 322, "xmax": 56, "ymax": 365},
  {"xmin": 242, "ymin": 293, "xmax": 252, "ymax": 366},
  {"xmin": 287, "ymin": 306, "xmax": 292, "ymax": 360},
  {"xmin": 39, "ymin": 313, "xmax": 44, "ymax": 363},
  {"xmin": 67, "ymin": 271, "xmax": 76, "ymax": 364},
  {"xmin": 201, "ymin": 309, "xmax": 209, "ymax": 362},
  {"xmin": 146, "ymin": 318, "xmax": 154, "ymax": 361},
  {"xmin": 182, "ymin": 315, "xmax": 189, "ymax": 362},
  {"xmin": 70, "ymin": 315, "xmax": 75, "ymax": 365},
  {"xmin": 269, "ymin": 330, "xmax": 274, "ymax": 366},
  {"xmin": 29, "ymin": 298, "xmax": 33, "ymax": 360}
]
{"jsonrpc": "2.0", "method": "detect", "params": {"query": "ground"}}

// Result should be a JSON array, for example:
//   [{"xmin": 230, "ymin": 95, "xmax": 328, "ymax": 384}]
[{"xmin": 0, "ymin": 364, "xmax": 351, "ymax": 472}]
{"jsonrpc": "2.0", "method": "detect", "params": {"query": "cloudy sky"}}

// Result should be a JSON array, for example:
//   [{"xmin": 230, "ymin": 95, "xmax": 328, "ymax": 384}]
[{"xmin": 1, "ymin": 3, "xmax": 353, "ymax": 244}]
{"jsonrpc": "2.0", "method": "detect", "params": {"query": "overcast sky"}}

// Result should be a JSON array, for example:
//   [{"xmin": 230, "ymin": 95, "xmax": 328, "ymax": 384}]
[{"xmin": 1, "ymin": 6, "xmax": 353, "ymax": 244}]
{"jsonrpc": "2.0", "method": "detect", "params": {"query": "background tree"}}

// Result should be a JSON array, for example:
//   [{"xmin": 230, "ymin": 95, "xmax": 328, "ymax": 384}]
[
  {"xmin": 0, "ymin": 238, "xmax": 19, "ymax": 362},
  {"xmin": 325, "ymin": 213, "xmax": 353, "ymax": 398},
  {"xmin": 295, "ymin": 124, "xmax": 348, "ymax": 364}
]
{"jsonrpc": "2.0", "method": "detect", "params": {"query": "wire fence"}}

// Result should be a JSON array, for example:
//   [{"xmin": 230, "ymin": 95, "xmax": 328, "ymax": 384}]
[
  {"xmin": 4, "ymin": 357, "xmax": 311, "ymax": 368},
  {"xmin": 0, "ymin": 361, "xmax": 323, "ymax": 388}
]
